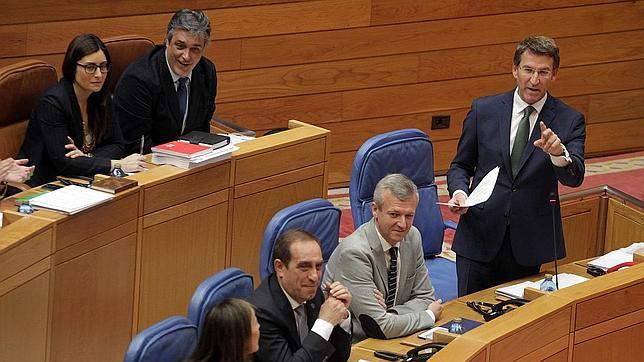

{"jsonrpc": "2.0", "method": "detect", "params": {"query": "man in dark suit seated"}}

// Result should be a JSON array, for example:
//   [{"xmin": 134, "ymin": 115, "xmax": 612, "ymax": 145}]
[
  {"xmin": 113, "ymin": 8, "xmax": 217, "ymax": 154},
  {"xmin": 248, "ymin": 229, "xmax": 352, "ymax": 362},
  {"xmin": 447, "ymin": 35, "xmax": 586, "ymax": 296}
]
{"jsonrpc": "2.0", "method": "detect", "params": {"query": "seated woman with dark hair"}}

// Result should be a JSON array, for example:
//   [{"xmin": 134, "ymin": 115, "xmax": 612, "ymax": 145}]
[
  {"xmin": 18, "ymin": 33, "xmax": 146, "ymax": 187},
  {"xmin": 187, "ymin": 298, "xmax": 260, "ymax": 362}
]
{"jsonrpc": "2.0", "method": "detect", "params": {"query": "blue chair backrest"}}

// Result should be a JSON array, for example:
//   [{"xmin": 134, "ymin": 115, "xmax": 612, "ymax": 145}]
[
  {"xmin": 350, "ymin": 128, "xmax": 444, "ymax": 256},
  {"xmin": 187, "ymin": 268, "xmax": 254, "ymax": 333},
  {"xmin": 124, "ymin": 316, "xmax": 197, "ymax": 362},
  {"xmin": 259, "ymin": 198, "xmax": 341, "ymax": 279}
]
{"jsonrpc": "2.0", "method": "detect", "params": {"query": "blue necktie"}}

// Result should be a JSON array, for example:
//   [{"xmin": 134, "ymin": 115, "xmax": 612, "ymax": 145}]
[{"xmin": 176, "ymin": 77, "xmax": 188, "ymax": 121}]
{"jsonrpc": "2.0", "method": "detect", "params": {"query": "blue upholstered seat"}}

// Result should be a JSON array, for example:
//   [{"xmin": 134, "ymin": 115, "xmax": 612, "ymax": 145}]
[
  {"xmin": 124, "ymin": 316, "xmax": 197, "ymax": 362},
  {"xmin": 259, "ymin": 198, "xmax": 341, "ymax": 280},
  {"xmin": 187, "ymin": 268, "xmax": 254, "ymax": 333},
  {"xmin": 350, "ymin": 128, "xmax": 458, "ymax": 301}
]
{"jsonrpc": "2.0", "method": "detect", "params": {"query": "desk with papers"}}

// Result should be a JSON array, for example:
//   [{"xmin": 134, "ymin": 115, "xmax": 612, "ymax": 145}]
[
  {"xmin": 350, "ymin": 261, "xmax": 643, "ymax": 361},
  {"xmin": 0, "ymin": 120, "xmax": 331, "ymax": 361}
]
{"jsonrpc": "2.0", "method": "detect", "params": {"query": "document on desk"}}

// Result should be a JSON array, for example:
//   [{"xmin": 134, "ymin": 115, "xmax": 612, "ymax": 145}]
[
  {"xmin": 588, "ymin": 242, "xmax": 644, "ymax": 270},
  {"xmin": 437, "ymin": 166, "xmax": 499, "ymax": 207},
  {"xmin": 29, "ymin": 185, "xmax": 114, "ymax": 215},
  {"xmin": 495, "ymin": 273, "xmax": 589, "ymax": 299}
]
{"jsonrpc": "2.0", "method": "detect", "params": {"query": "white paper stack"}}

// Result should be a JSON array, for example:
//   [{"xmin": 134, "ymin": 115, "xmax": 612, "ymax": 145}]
[
  {"xmin": 495, "ymin": 273, "xmax": 589, "ymax": 299},
  {"xmin": 29, "ymin": 185, "xmax": 114, "ymax": 215},
  {"xmin": 587, "ymin": 243, "xmax": 644, "ymax": 271}
]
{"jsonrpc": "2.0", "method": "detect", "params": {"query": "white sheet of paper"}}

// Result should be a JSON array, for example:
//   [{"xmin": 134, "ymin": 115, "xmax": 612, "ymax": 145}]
[{"xmin": 437, "ymin": 166, "xmax": 500, "ymax": 207}]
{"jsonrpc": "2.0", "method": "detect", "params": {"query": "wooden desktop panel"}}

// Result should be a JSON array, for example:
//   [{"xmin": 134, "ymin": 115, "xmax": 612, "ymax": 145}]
[
  {"xmin": 50, "ymin": 233, "xmax": 136, "ymax": 362},
  {"xmin": 137, "ymin": 201, "xmax": 228, "ymax": 331},
  {"xmin": 0, "ymin": 121, "xmax": 331, "ymax": 361},
  {"xmin": 0, "ymin": 218, "xmax": 53, "ymax": 362},
  {"xmin": 357, "ymin": 264, "xmax": 644, "ymax": 362},
  {"xmin": 0, "ymin": 271, "xmax": 50, "ymax": 362}
]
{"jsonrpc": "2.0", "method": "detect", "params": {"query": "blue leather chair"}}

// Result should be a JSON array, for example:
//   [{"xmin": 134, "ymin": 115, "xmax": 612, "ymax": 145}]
[
  {"xmin": 124, "ymin": 316, "xmax": 197, "ymax": 362},
  {"xmin": 187, "ymin": 268, "xmax": 254, "ymax": 333},
  {"xmin": 259, "ymin": 198, "xmax": 341, "ymax": 280},
  {"xmin": 350, "ymin": 128, "xmax": 458, "ymax": 301}
]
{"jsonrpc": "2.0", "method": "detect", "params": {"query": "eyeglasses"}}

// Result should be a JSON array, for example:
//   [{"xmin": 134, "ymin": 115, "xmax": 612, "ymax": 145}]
[
  {"xmin": 77, "ymin": 62, "xmax": 111, "ymax": 74},
  {"xmin": 518, "ymin": 66, "xmax": 552, "ymax": 78}
]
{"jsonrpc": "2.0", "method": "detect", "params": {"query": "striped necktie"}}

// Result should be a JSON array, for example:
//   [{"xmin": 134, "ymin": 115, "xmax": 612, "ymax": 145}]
[
  {"xmin": 294, "ymin": 304, "xmax": 308, "ymax": 343},
  {"xmin": 385, "ymin": 247, "xmax": 398, "ymax": 308}
]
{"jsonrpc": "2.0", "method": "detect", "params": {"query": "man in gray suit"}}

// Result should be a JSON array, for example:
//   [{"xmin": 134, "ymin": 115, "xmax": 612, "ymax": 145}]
[{"xmin": 324, "ymin": 173, "xmax": 443, "ymax": 341}]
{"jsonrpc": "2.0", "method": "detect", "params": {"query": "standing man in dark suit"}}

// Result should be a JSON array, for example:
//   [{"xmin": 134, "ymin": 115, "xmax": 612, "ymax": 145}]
[
  {"xmin": 113, "ymin": 9, "xmax": 217, "ymax": 154},
  {"xmin": 447, "ymin": 36, "xmax": 586, "ymax": 296},
  {"xmin": 248, "ymin": 229, "xmax": 352, "ymax": 362}
]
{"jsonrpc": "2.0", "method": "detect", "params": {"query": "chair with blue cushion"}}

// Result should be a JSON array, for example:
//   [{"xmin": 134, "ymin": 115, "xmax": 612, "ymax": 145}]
[
  {"xmin": 259, "ymin": 198, "xmax": 341, "ymax": 280},
  {"xmin": 124, "ymin": 316, "xmax": 197, "ymax": 362},
  {"xmin": 350, "ymin": 128, "xmax": 458, "ymax": 301},
  {"xmin": 187, "ymin": 267, "xmax": 254, "ymax": 334}
]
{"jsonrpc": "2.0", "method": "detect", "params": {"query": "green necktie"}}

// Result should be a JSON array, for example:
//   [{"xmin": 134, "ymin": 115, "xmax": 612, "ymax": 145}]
[{"xmin": 511, "ymin": 106, "xmax": 535, "ymax": 177}]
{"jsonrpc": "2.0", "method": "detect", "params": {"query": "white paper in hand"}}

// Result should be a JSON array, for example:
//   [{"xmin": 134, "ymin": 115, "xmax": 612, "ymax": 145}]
[{"xmin": 438, "ymin": 166, "xmax": 499, "ymax": 207}]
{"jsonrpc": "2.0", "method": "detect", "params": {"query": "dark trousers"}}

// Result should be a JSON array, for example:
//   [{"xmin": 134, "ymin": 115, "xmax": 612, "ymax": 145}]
[{"xmin": 456, "ymin": 227, "xmax": 540, "ymax": 297}]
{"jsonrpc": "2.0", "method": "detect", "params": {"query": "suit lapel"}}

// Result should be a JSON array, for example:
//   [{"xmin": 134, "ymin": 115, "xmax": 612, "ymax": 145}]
[
  {"xmin": 268, "ymin": 275, "xmax": 301, "ymax": 347},
  {"xmin": 185, "ymin": 64, "xmax": 203, "ymax": 131},
  {"xmin": 157, "ymin": 49, "xmax": 183, "ymax": 132},
  {"xmin": 366, "ymin": 220, "xmax": 388, "ymax": 289},
  {"xmin": 499, "ymin": 92, "xmax": 514, "ymax": 181}
]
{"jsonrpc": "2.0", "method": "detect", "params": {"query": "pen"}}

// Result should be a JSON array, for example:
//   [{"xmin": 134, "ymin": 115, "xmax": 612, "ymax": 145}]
[
  {"xmin": 57, "ymin": 177, "xmax": 90, "ymax": 188},
  {"xmin": 140, "ymin": 135, "xmax": 145, "ymax": 155}
]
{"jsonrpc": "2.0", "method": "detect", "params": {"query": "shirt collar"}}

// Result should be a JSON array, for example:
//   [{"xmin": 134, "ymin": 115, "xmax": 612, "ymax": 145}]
[
  {"xmin": 513, "ymin": 88, "xmax": 547, "ymax": 116},
  {"xmin": 374, "ymin": 223, "xmax": 401, "ymax": 252},
  {"xmin": 278, "ymin": 278, "xmax": 306, "ymax": 310},
  {"xmin": 165, "ymin": 47, "xmax": 192, "ymax": 84}
]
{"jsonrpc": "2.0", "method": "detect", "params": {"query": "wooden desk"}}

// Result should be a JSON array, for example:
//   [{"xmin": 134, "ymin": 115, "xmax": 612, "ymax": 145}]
[
  {"xmin": 0, "ymin": 120, "xmax": 330, "ymax": 361},
  {"xmin": 352, "ymin": 263, "xmax": 644, "ymax": 362}
]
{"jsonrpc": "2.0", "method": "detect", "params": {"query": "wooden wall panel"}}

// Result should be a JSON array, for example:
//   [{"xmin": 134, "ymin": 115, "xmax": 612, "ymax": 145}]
[
  {"xmin": 217, "ymin": 93, "xmax": 343, "ymax": 130},
  {"xmin": 586, "ymin": 119, "xmax": 644, "ymax": 155},
  {"xmin": 212, "ymin": 0, "xmax": 371, "ymax": 40},
  {"xmin": 560, "ymin": 198, "xmax": 601, "ymax": 264},
  {"xmin": 370, "ymin": 0, "xmax": 624, "ymax": 25},
  {"xmin": 604, "ymin": 199, "xmax": 644, "ymax": 252},
  {"xmin": 0, "ymin": 0, "xmax": 301, "ymax": 26},
  {"xmin": 218, "ymin": 53, "xmax": 419, "ymax": 102},
  {"xmin": 239, "ymin": 2, "xmax": 644, "ymax": 68},
  {"xmin": 2, "ymin": 1, "xmax": 643, "ymax": 186}
]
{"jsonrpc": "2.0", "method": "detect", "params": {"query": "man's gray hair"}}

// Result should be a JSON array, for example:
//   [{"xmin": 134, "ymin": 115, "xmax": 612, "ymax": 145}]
[
  {"xmin": 513, "ymin": 36, "xmax": 560, "ymax": 70},
  {"xmin": 165, "ymin": 9, "xmax": 211, "ymax": 45},
  {"xmin": 373, "ymin": 173, "xmax": 418, "ymax": 209}
]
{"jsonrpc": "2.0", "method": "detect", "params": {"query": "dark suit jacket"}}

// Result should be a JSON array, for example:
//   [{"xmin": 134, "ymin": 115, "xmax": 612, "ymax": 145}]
[
  {"xmin": 18, "ymin": 79, "xmax": 124, "ymax": 186},
  {"xmin": 248, "ymin": 274, "xmax": 351, "ymax": 362},
  {"xmin": 447, "ymin": 90, "xmax": 585, "ymax": 266},
  {"xmin": 113, "ymin": 45, "xmax": 217, "ymax": 154}
]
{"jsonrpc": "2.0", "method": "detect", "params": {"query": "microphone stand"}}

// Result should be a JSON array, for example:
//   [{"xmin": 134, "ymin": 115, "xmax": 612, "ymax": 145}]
[{"xmin": 549, "ymin": 192, "xmax": 560, "ymax": 290}]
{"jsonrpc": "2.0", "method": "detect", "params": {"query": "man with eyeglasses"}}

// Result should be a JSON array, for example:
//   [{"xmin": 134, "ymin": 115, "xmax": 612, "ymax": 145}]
[
  {"xmin": 446, "ymin": 36, "xmax": 586, "ymax": 296},
  {"xmin": 113, "ymin": 9, "xmax": 217, "ymax": 154}
]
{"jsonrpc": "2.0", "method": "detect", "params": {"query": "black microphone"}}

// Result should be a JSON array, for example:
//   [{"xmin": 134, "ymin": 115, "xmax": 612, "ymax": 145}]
[{"xmin": 549, "ymin": 191, "xmax": 560, "ymax": 290}]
